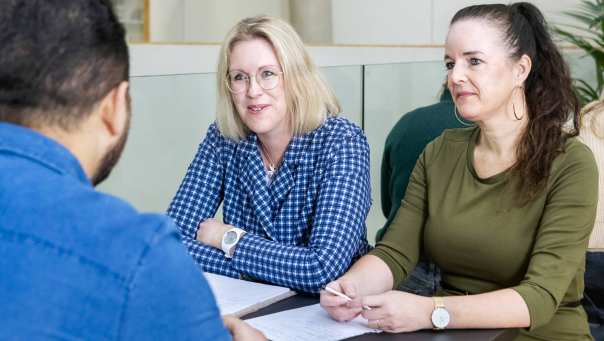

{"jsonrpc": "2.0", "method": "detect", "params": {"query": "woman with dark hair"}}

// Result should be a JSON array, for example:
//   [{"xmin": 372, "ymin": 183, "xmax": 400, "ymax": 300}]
[{"xmin": 321, "ymin": 3, "xmax": 598, "ymax": 340}]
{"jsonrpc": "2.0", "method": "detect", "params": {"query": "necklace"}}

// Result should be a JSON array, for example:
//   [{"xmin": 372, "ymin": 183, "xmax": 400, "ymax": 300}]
[{"xmin": 259, "ymin": 141, "xmax": 278, "ymax": 176}]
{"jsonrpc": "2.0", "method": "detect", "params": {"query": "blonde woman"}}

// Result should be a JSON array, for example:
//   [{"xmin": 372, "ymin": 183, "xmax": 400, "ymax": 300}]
[
  {"xmin": 168, "ymin": 16, "xmax": 371, "ymax": 294},
  {"xmin": 581, "ymin": 98, "xmax": 604, "ymax": 337}
]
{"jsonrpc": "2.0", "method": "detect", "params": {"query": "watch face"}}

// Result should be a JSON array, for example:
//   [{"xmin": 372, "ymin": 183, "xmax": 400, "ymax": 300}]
[
  {"xmin": 224, "ymin": 230, "xmax": 238, "ymax": 244},
  {"xmin": 431, "ymin": 307, "xmax": 450, "ymax": 329}
]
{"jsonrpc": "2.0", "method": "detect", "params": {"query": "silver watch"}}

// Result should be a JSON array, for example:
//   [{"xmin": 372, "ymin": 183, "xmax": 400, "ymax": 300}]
[{"xmin": 431, "ymin": 297, "xmax": 450, "ymax": 330}]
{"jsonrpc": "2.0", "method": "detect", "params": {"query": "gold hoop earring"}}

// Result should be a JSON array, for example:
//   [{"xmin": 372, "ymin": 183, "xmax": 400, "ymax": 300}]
[
  {"xmin": 512, "ymin": 86, "xmax": 526, "ymax": 121},
  {"xmin": 454, "ymin": 105, "xmax": 474, "ymax": 127},
  {"xmin": 512, "ymin": 103, "xmax": 523, "ymax": 121}
]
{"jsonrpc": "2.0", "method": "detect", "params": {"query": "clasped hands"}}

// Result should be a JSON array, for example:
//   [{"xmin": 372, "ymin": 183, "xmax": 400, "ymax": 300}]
[
  {"xmin": 195, "ymin": 218, "xmax": 233, "ymax": 249},
  {"xmin": 320, "ymin": 279, "xmax": 434, "ymax": 333}
]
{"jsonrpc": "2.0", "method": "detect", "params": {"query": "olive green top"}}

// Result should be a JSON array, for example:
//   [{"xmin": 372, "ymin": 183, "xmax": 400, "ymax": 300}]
[{"xmin": 371, "ymin": 127, "xmax": 598, "ymax": 340}]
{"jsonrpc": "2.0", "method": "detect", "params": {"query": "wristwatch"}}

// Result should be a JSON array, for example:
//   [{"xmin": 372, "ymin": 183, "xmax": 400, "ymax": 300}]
[
  {"xmin": 221, "ymin": 227, "xmax": 246, "ymax": 258},
  {"xmin": 431, "ymin": 296, "xmax": 450, "ymax": 330}
]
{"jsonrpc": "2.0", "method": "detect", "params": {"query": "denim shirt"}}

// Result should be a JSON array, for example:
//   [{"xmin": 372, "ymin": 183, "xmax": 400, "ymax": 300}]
[
  {"xmin": 168, "ymin": 117, "xmax": 372, "ymax": 294},
  {"xmin": 0, "ymin": 123, "xmax": 229, "ymax": 341}
]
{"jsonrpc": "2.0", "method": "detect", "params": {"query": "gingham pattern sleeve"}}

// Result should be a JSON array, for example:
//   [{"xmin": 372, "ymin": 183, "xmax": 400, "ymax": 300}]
[
  {"xmin": 167, "ymin": 124, "xmax": 239, "ymax": 278},
  {"xmin": 231, "ymin": 129, "xmax": 372, "ymax": 293}
]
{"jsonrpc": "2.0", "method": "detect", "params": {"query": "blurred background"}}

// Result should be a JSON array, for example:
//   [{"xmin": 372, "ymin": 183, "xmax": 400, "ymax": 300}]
[
  {"xmin": 111, "ymin": 0, "xmax": 582, "ymax": 45},
  {"xmin": 102, "ymin": 0, "xmax": 599, "ymax": 242}
]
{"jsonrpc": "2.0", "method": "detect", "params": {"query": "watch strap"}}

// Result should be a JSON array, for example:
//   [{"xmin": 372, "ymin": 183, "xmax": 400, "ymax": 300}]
[
  {"xmin": 431, "ymin": 296, "xmax": 450, "ymax": 330},
  {"xmin": 433, "ymin": 296, "xmax": 445, "ymax": 309},
  {"xmin": 221, "ymin": 227, "xmax": 246, "ymax": 258}
]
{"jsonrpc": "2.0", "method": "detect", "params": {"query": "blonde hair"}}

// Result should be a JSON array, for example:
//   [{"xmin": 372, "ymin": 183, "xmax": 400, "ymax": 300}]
[
  {"xmin": 581, "ymin": 92, "xmax": 604, "ymax": 139},
  {"xmin": 215, "ymin": 16, "xmax": 341, "ymax": 141}
]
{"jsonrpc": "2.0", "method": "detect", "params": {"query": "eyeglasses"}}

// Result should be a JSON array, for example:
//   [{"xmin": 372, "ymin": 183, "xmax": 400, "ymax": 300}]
[{"xmin": 226, "ymin": 67, "xmax": 283, "ymax": 93}]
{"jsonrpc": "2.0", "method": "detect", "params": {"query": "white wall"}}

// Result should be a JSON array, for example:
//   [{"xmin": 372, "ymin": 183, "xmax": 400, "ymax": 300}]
[
  {"xmin": 332, "ymin": 0, "xmax": 582, "ymax": 45},
  {"xmin": 331, "ymin": 0, "xmax": 433, "ymax": 45},
  {"xmin": 184, "ymin": 0, "xmax": 289, "ymax": 42},
  {"xmin": 290, "ymin": 0, "xmax": 333, "ymax": 44},
  {"xmin": 149, "ymin": 0, "xmax": 185, "ymax": 41},
  {"xmin": 149, "ymin": 0, "xmax": 583, "ymax": 44},
  {"xmin": 150, "ymin": 0, "xmax": 289, "ymax": 42}
]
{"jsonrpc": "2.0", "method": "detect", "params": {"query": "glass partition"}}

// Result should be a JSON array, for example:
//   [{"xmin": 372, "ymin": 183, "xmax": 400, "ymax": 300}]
[
  {"xmin": 98, "ymin": 73, "xmax": 217, "ymax": 212},
  {"xmin": 99, "ymin": 57, "xmax": 596, "ymax": 244},
  {"xmin": 363, "ymin": 61, "xmax": 447, "ymax": 241},
  {"xmin": 98, "ymin": 65, "xmax": 364, "ymax": 216},
  {"xmin": 321, "ymin": 65, "xmax": 363, "ymax": 127}
]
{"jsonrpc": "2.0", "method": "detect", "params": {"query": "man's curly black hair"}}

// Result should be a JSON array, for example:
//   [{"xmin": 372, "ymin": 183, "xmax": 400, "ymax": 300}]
[{"xmin": 0, "ymin": 0, "xmax": 129, "ymax": 130}]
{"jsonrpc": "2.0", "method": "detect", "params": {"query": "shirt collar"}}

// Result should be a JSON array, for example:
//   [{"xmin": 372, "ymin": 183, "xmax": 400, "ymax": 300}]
[{"xmin": 0, "ymin": 122, "xmax": 90, "ymax": 185}]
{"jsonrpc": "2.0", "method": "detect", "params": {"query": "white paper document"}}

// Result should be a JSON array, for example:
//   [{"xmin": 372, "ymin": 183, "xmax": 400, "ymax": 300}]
[
  {"xmin": 204, "ymin": 273, "xmax": 295, "ymax": 317},
  {"xmin": 246, "ymin": 303, "xmax": 381, "ymax": 341}
]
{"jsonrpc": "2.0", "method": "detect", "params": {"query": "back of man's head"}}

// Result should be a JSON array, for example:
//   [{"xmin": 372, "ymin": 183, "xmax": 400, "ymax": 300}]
[{"xmin": 0, "ymin": 0, "xmax": 129, "ymax": 130}]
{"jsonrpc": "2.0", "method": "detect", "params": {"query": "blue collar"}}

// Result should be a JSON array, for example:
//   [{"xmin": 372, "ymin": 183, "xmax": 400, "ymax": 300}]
[{"xmin": 0, "ymin": 122, "xmax": 90, "ymax": 185}]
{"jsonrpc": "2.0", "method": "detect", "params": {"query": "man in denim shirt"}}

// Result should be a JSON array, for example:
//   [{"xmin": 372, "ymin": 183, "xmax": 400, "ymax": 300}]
[{"xmin": 0, "ymin": 1, "xmax": 264, "ymax": 340}]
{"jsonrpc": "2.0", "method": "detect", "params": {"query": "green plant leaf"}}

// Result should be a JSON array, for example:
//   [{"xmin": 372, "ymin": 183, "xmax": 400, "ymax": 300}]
[
  {"xmin": 554, "ymin": 0, "xmax": 604, "ymax": 107},
  {"xmin": 574, "ymin": 79, "xmax": 600, "ymax": 105}
]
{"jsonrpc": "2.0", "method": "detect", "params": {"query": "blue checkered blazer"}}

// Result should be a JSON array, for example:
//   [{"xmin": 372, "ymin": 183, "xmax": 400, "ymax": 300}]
[{"xmin": 168, "ymin": 116, "xmax": 372, "ymax": 293}]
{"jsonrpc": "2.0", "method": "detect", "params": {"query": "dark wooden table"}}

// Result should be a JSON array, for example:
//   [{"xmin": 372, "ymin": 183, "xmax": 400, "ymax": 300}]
[{"xmin": 243, "ymin": 295, "xmax": 519, "ymax": 341}]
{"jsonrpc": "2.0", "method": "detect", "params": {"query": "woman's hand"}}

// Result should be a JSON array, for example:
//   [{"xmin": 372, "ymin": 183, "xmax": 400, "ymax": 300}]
[
  {"xmin": 361, "ymin": 291, "xmax": 433, "ymax": 333},
  {"xmin": 196, "ymin": 218, "xmax": 231, "ymax": 249},
  {"xmin": 320, "ymin": 280, "xmax": 364, "ymax": 322}
]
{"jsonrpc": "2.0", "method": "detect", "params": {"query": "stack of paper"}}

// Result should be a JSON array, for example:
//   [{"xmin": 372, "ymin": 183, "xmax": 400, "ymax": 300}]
[
  {"xmin": 246, "ymin": 304, "xmax": 381, "ymax": 341},
  {"xmin": 204, "ymin": 273, "xmax": 295, "ymax": 317}
]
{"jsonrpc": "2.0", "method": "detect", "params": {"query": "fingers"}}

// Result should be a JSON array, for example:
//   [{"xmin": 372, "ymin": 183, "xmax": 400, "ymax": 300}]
[
  {"xmin": 361, "ymin": 301, "xmax": 388, "ymax": 325},
  {"xmin": 362, "ymin": 292, "xmax": 423, "ymax": 333},
  {"xmin": 321, "ymin": 295, "xmax": 349, "ymax": 308},
  {"xmin": 320, "ymin": 281, "xmax": 349, "ymax": 307},
  {"xmin": 367, "ymin": 318, "xmax": 381, "ymax": 330},
  {"xmin": 361, "ymin": 308, "xmax": 383, "ymax": 321},
  {"xmin": 325, "ymin": 279, "xmax": 358, "ymax": 298},
  {"xmin": 367, "ymin": 318, "xmax": 392, "ymax": 331},
  {"xmin": 327, "ymin": 306, "xmax": 363, "ymax": 322},
  {"xmin": 360, "ymin": 293, "xmax": 391, "ymax": 330},
  {"xmin": 323, "ymin": 281, "xmax": 343, "ymax": 293},
  {"xmin": 368, "ymin": 317, "xmax": 401, "ymax": 333},
  {"xmin": 224, "ymin": 316, "xmax": 268, "ymax": 341},
  {"xmin": 320, "ymin": 298, "xmax": 362, "ymax": 321},
  {"xmin": 196, "ymin": 219, "xmax": 230, "ymax": 248},
  {"xmin": 320, "ymin": 281, "xmax": 363, "ymax": 322},
  {"xmin": 196, "ymin": 220, "xmax": 207, "ymax": 242},
  {"xmin": 222, "ymin": 315, "xmax": 240, "ymax": 331}
]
